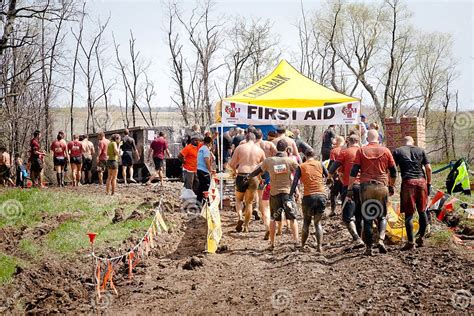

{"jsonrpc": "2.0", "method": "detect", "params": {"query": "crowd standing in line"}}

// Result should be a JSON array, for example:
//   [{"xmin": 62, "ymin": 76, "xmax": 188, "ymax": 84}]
[{"xmin": 0, "ymin": 115, "xmax": 431, "ymax": 254}]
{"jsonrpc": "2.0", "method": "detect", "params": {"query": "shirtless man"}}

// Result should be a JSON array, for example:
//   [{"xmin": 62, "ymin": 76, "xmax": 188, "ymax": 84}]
[
  {"xmin": 255, "ymin": 129, "xmax": 277, "ymax": 239},
  {"xmin": 272, "ymin": 126, "xmax": 298, "ymax": 155},
  {"xmin": 97, "ymin": 132, "xmax": 110, "ymax": 185},
  {"xmin": 228, "ymin": 132, "xmax": 265, "ymax": 232},
  {"xmin": 0, "ymin": 145, "xmax": 14, "ymax": 186},
  {"xmin": 81, "ymin": 134, "xmax": 95, "ymax": 184}
]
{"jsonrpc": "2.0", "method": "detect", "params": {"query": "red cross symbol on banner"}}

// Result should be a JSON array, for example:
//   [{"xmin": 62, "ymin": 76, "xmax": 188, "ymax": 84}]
[
  {"xmin": 342, "ymin": 103, "xmax": 357, "ymax": 119},
  {"xmin": 226, "ymin": 102, "xmax": 240, "ymax": 118}
]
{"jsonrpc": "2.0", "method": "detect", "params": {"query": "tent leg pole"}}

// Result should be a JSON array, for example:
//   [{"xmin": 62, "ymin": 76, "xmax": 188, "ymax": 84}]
[{"xmin": 220, "ymin": 124, "xmax": 224, "ymax": 210}]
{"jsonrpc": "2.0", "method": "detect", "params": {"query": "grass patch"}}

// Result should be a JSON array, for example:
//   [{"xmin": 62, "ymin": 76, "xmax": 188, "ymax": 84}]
[
  {"xmin": 46, "ymin": 216, "xmax": 153, "ymax": 254},
  {"xmin": 0, "ymin": 188, "xmax": 119, "ymax": 228},
  {"xmin": 0, "ymin": 253, "xmax": 18, "ymax": 284},
  {"xmin": 429, "ymin": 229, "xmax": 453, "ymax": 246},
  {"xmin": 1, "ymin": 188, "xmax": 159, "ymax": 258},
  {"xmin": 19, "ymin": 239, "xmax": 42, "ymax": 260}
]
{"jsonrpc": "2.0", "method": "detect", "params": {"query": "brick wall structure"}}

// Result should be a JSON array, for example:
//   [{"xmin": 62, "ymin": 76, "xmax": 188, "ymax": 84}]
[{"xmin": 384, "ymin": 117, "xmax": 426, "ymax": 151}]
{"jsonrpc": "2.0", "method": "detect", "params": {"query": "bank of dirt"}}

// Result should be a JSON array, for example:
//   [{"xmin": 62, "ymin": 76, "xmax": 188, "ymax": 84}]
[{"xmin": 0, "ymin": 182, "xmax": 473, "ymax": 313}]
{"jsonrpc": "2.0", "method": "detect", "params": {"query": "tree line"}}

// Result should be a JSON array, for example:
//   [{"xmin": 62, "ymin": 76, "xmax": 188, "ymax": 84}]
[{"xmin": 0, "ymin": 0, "xmax": 469, "ymax": 162}]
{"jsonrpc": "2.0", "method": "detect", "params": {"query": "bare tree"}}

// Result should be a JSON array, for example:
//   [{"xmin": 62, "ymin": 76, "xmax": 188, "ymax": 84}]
[
  {"xmin": 166, "ymin": 2, "xmax": 189, "ymax": 125},
  {"xmin": 415, "ymin": 32, "xmax": 453, "ymax": 121},
  {"xmin": 75, "ymin": 15, "xmax": 110, "ymax": 133},
  {"xmin": 70, "ymin": 2, "xmax": 85, "ymax": 137},
  {"xmin": 174, "ymin": 0, "xmax": 223, "ymax": 124},
  {"xmin": 144, "ymin": 74, "xmax": 156, "ymax": 126},
  {"xmin": 94, "ymin": 17, "xmax": 114, "ymax": 130},
  {"xmin": 223, "ymin": 18, "xmax": 280, "ymax": 96},
  {"xmin": 114, "ymin": 31, "xmax": 153, "ymax": 127},
  {"xmin": 40, "ymin": 1, "xmax": 75, "ymax": 147}
]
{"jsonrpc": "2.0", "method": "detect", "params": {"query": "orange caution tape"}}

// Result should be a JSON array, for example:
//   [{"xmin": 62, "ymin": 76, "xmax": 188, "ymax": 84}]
[
  {"xmin": 128, "ymin": 251, "xmax": 134, "ymax": 280},
  {"xmin": 96, "ymin": 261, "xmax": 101, "ymax": 300},
  {"xmin": 101, "ymin": 260, "xmax": 118, "ymax": 295},
  {"xmin": 144, "ymin": 237, "xmax": 150, "ymax": 256}
]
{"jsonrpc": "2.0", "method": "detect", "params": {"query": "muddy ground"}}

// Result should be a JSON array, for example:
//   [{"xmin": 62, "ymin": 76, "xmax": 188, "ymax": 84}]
[{"xmin": 1, "ymin": 182, "xmax": 473, "ymax": 314}]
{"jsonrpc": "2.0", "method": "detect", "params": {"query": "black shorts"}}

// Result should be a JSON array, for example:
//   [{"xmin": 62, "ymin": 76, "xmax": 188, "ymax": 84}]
[
  {"xmin": 302, "ymin": 194, "xmax": 327, "ymax": 216},
  {"xmin": 330, "ymin": 178, "xmax": 343, "ymax": 196},
  {"xmin": 270, "ymin": 193, "xmax": 298, "ymax": 221},
  {"xmin": 0, "ymin": 165, "xmax": 11, "ymax": 179},
  {"xmin": 321, "ymin": 147, "xmax": 331, "ymax": 161},
  {"xmin": 70, "ymin": 156, "xmax": 82, "ymax": 165},
  {"xmin": 235, "ymin": 174, "xmax": 258, "ymax": 193},
  {"xmin": 30, "ymin": 157, "xmax": 43, "ymax": 172},
  {"xmin": 122, "ymin": 151, "xmax": 133, "ymax": 166},
  {"xmin": 153, "ymin": 157, "xmax": 164, "ymax": 170},
  {"xmin": 53, "ymin": 157, "xmax": 66, "ymax": 167},
  {"xmin": 82, "ymin": 158, "xmax": 92, "ymax": 171}
]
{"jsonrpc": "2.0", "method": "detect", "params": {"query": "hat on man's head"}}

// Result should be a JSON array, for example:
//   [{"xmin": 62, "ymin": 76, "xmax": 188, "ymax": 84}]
[
  {"xmin": 360, "ymin": 114, "xmax": 366, "ymax": 119},
  {"xmin": 190, "ymin": 133, "xmax": 203, "ymax": 141}
]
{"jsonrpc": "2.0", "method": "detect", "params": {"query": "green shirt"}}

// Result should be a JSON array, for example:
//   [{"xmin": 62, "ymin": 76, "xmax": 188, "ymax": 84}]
[{"xmin": 107, "ymin": 142, "xmax": 118, "ymax": 161}]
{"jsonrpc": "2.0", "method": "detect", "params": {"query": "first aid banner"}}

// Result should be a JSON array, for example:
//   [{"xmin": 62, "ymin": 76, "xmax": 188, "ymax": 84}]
[{"xmin": 221, "ymin": 101, "xmax": 360, "ymax": 126}]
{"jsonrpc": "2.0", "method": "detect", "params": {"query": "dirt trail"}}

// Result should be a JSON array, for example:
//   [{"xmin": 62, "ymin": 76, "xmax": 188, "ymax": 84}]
[
  {"xmin": 1, "ymin": 183, "xmax": 473, "ymax": 314},
  {"xmin": 104, "ymin": 197, "xmax": 473, "ymax": 314}
]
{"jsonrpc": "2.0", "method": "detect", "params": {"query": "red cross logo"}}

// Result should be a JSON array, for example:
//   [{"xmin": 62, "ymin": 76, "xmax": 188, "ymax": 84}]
[
  {"xmin": 342, "ymin": 103, "xmax": 357, "ymax": 119},
  {"xmin": 225, "ymin": 102, "xmax": 240, "ymax": 118}
]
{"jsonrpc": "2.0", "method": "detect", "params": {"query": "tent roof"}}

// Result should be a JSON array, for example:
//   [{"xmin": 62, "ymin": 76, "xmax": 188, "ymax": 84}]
[{"xmin": 224, "ymin": 60, "xmax": 359, "ymax": 108}]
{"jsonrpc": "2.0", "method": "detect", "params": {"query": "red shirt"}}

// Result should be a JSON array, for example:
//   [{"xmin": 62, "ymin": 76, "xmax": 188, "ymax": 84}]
[
  {"xmin": 329, "ymin": 146, "xmax": 342, "ymax": 161},
  {"xmin": 353, "ymin": 143, "xmax": 395, "ymax": 186},
  {"xmin": 30, "ymin": 138, "xmax": 41, "ymax": 159},
  {"xmin": 98, "ymin": 138, "xmax": 110, "ymax": 161},
  {"xmin": 180, "ymin": 144, "xmax": 200, "ymax": 172},
  {"xmin": 336, "ymin": 146, "xmax": 361, "ymax": 186},
  {"xmin": 68, "ymin": 140, "xmax": 83, "ymax": 158},
  {"xmin": 50, "ymin": 140, "xmax": 67, "ymax": 158},
  {"xmin": 150, "ymin": 137, "xmax": 168, "ymax": 159}
]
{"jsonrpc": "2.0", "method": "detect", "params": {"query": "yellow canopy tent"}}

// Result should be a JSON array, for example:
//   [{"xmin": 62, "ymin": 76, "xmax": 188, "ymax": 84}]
[
  {"xmin": 212, "ymin": 61, "xmax": 361, "ymax": 253},
  {"xmin": 217, "ymin": 59, "xmax": 360, "ymax": 126}
]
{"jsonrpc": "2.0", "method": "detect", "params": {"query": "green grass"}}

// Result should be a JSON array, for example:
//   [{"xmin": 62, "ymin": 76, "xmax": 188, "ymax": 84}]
[
  {"xmin": 429, "ymin": 229, "xmax": 453, "ymax": 246},
  {"xmin": 0, "ymin": 254, "xmax": 18, "ymax": 284},
  {"xmin": 0, "ymin": 188, "xmax": 153, "ymax": 255},
  {"xmin": 0, "ymin": 188, "xmax": 120, "ymax": 228},
  {"xmin": 18, "ymin": 239, "xmax": 42, "ymax": 260},
  {"xmin": 45, "ymin": 218, "xmax": 152, "ymax": 254},
  {"xmin": 0, "ymin": 188, "xmax": 160, "ymax": 286}
]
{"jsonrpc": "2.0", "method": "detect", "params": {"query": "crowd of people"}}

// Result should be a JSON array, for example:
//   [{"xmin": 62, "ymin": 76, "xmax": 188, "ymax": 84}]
[
  {"xmin": 0, "ymin": 129, "xmax": 143, "ymax": 196},
  {"xmin": 215, "ymin": 123, "xmax": 431, "ymax": 255},
  {"xmin": 0, "ymin": 119, "xmax": 432, "ymax": 254}
]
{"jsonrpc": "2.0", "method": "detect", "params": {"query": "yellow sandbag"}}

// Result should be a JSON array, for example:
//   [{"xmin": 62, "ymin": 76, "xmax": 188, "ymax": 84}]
[
  {"xmin": 386, "ymin": 202, "xmax": 419, "ymax": 243},
  {"xmin": 206, "ymin": 201, "xmax": 222, "ymax": 254}
]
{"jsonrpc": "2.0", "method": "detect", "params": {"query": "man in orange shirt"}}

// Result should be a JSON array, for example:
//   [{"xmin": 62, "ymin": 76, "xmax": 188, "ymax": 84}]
[
  {"xmin": 348, "ymin": 130, "xmax": 397, "ymax": 256},
  {"xmin": 290, "ymin": 149, "xmax": 327, "ymax": 252},
  {"xmin": 328, "ymin": 135, "xmax": 365, "ymax": 248},
  {"xmin": 178, "ymin": 134, "xmax": 201, "ymax": 194}
]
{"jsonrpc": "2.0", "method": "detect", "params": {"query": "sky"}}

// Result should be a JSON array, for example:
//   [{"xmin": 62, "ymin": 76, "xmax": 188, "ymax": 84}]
[{"xmin": 70, "ymin": 0, "xmax": 473, "ymax": 111}]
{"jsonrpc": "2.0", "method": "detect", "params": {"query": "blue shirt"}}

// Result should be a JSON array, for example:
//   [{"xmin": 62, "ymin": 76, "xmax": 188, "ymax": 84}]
[{"xmin": 197, "ymin": 145, "xmax": 211, "ymax": 173}]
